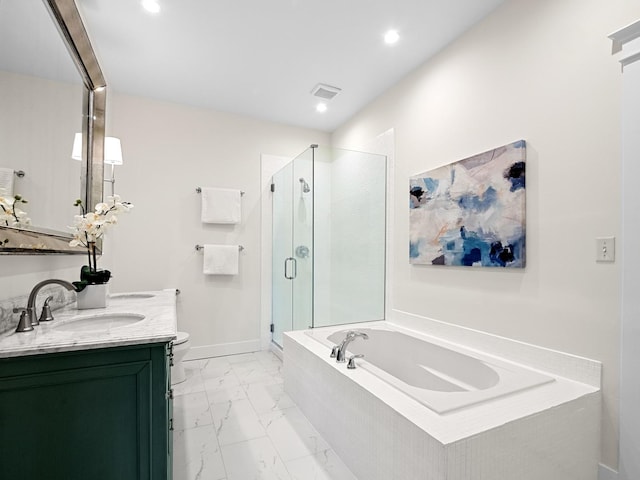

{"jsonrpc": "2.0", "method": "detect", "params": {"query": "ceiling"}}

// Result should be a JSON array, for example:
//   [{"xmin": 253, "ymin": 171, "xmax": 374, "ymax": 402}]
[{"xmin": 8, "ymin": 0, "xmax": 507, "ymax": 132}]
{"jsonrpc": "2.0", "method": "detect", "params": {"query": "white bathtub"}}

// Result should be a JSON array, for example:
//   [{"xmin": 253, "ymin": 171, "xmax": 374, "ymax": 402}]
[
  {"xmin": 307, "ymin": 326, "xmax": 554, "ymax": 413},
  {"xmin": 285, "ymin": 318, "xmax": 601, "ymax": 480}
]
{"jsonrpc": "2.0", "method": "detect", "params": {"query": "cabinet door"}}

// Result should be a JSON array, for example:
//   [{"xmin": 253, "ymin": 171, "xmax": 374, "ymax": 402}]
[{"xmin": 0, "ymin": 345, "xmax": 170, "ymax": 480}]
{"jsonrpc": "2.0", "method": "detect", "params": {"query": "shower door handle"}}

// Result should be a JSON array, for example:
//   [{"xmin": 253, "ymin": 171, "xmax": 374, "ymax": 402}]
[{"xmin": 284, "ymin": 257, "xmax": 297, "ymax": 280}]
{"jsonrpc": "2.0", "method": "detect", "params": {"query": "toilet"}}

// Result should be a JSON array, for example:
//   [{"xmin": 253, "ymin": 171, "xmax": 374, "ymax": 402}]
[{"xmin": 171, "ymin": 331, "xmax": 190, "ymax": 384}]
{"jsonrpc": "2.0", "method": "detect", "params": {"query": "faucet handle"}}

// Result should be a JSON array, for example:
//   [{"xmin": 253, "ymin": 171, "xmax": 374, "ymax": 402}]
[
  {"xmin": 39, "ymin": 296, "xmax": 54, "ymax": 322},
  {"xmin": 347, "ymin": 354, "xmax": 364, "ymax": 369},
  {"xmin": 13, "ymin": 308, "xmax": 34, "ymax": 333},
  {"xmin": 330, "ymin": 345, "xmax": 340, "ymax": 358}
]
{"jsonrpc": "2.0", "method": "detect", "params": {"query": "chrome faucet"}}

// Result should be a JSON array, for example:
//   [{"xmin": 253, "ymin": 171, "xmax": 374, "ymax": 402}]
[
  {"xmin": 15, "ymin": 279, "xmax": 79, "ymax": 332},
  {"xmin": 335, "ymin": 330, "xmax": 368, "ymax": 363}
]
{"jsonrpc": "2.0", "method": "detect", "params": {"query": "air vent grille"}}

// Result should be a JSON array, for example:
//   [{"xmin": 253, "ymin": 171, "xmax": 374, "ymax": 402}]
[{"xmin": 311, "ymin": 83, "xmax": 341, "ymax": 100}]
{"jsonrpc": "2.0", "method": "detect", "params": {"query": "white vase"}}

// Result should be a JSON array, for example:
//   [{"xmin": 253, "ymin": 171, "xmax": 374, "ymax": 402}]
[{"xmin": 76, "ymin": 283, "xmax": 109, "ymax": 309}]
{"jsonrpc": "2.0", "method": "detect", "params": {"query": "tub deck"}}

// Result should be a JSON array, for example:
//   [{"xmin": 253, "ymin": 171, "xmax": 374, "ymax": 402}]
[{"xmin": 308, "ymin": 326, "xmax": 556, "ymax": 414}]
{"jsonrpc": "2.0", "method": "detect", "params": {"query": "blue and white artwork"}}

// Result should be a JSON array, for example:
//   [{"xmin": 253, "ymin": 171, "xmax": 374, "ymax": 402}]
[{"xmin": 409, "ymin": 140, "xmax": 526, "ymax": 268}]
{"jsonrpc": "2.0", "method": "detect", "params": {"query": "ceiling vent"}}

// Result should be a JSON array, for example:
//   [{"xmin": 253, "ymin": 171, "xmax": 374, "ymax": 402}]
[{"xmin": 311, "ymin": 83, "xmax": 342, "ymax": 100}]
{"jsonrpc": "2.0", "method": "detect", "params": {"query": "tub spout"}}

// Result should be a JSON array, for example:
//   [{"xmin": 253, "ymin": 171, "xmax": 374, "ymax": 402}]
[{"xmin": 336, "ymin": 331, "xmax": 368, "ymax": 363}]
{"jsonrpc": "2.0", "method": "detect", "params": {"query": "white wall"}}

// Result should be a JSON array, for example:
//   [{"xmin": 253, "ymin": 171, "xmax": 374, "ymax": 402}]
[
  {"xmin": 0, "ymin": 256, "xmax": 82, "ymax": 301},
  {"xmin": 101, "ymin": 93, "xmax": 329, "ymax": 358},
  {"xmin": 331, "ymin": 0, "xmax": 640, "ymax": 470}
]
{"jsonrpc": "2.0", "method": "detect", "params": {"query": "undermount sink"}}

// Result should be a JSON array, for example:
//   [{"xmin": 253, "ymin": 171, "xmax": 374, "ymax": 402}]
[
  {"xmin": 109, "ymin": 293, "xmax": 156, "ymax": 299},
  {"xmin": 54, "ymin": 313, "xmax": 146, "ymax": 333}
]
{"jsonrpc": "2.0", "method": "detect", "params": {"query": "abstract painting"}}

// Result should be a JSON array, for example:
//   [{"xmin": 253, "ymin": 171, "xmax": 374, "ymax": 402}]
[{"xmin": 409, "ymin": 140, "xmax": 525, "ymax": 267}]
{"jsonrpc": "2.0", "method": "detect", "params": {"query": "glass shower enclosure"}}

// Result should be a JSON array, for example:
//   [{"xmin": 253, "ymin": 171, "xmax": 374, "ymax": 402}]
[{"xmin": 271, "ymin": 144, "xmax": 386, "ymax": 347}]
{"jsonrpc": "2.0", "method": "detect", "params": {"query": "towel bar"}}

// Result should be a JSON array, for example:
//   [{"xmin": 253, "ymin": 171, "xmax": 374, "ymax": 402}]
[
  {"xmin": 195, "ymin": 244, "xmax": 244, "ymax": 252},
  {"xmin": 196, "ymin": 187, "xmax": 245, "ymax": 195},
  {"xmin": 14, "ymin": 170, "xmax": 25, "ymax": 178}
]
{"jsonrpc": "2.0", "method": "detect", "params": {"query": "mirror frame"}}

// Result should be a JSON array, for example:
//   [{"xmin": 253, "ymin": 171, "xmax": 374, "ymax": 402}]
[{"xmin": 0, "ymin": 0, "xmax": 105, "ymax": 255}]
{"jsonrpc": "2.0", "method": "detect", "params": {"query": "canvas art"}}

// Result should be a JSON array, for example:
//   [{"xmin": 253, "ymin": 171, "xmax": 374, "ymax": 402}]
[{"xmin": 409, "ymin": 140, "xmax": 526, "ymax": 267}]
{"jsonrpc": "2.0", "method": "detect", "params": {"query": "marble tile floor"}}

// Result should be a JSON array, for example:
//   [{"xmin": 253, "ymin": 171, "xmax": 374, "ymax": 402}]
[{"xmin": 172, "ymin": 351, "xmax": 358, "ymax": 480}]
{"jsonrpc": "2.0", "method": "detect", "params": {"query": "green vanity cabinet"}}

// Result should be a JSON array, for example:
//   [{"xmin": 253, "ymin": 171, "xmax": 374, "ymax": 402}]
[{"xmin": 0, "ymin": 342, "xmax": 173, "ymax": 480}]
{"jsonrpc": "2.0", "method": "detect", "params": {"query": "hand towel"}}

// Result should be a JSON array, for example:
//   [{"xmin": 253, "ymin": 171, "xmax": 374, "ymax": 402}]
[
  {"xmin": 201, "ymin": 187, "xmax": 241, "ymax": 224},
  {"xmin": 203, "ymin": 244, "xmax": 239, "ymax": 275},
  {"xmin": 0, "ymin": 167, "xmax": 14, "ymax": 196}
]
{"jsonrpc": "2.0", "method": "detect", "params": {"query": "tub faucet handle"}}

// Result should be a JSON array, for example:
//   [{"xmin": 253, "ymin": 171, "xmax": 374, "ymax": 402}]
[
  {"xmin": 330, "ymin": 345, "xmax": 340, "ymax": 358},
  {"xmin": 13, "ymin": 308, "xmax": 33, "ymax": 333},
  {"xmin": 39, "ymin": 296, "xmax": 55, "ymax": 322},
  {"xmin": 347, "ymin": 354, "xmax": 364, "ymax": 369}
]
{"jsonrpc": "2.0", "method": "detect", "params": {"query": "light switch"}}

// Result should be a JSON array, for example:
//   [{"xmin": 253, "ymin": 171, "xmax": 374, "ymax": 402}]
[{"xmin": 596, "ymin": 237, "xmax": 615, "ymax": 262}]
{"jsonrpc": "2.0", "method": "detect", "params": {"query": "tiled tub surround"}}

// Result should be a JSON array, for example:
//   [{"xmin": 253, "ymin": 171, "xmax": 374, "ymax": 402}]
[
  {"xmin": 284, "ymin": 312, "xmax": 601, "ymax": 480},
  {"xmin": 0, "ymin": 289, "xmax": 177, "ymax": 357}
]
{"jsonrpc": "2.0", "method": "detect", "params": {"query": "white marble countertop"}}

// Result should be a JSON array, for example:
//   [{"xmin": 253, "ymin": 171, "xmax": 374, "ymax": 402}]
[{"xmin": 0, "ymin": 289, "xmax": 177, "ymax": 359}]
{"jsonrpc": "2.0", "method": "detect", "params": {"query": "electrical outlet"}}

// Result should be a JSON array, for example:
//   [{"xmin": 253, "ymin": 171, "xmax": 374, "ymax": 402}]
[{"xmin": 596, "ymin": 237, "xmax": 615, "ymax": 262}]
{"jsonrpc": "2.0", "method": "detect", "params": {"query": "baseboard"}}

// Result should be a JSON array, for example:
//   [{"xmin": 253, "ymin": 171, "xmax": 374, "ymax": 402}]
[
  {"xmin": 599, "ymin": 463, "xmax": 618, "ymax": 480},
  {"xmin": 184, "ymin": 339, "xmax": 261, "ymax": 360},
  {"xmin": 270, "ymin": 341, "xmax": 283, "ymax": 360}
]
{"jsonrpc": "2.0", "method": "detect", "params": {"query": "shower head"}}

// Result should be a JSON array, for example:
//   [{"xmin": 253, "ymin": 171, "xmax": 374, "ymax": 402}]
[{"xmin": 299, "ymin": 177, "xmax": 311, "ymax": 193}]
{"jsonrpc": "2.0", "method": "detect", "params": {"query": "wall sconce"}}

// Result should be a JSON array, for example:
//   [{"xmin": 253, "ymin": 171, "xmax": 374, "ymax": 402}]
[{"xmin": 71, "ymin": 133, "xmax": 124, "ymax": 196}]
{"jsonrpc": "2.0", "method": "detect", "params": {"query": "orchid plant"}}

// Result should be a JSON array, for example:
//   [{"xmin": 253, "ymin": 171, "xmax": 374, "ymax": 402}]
[
  {"xmin": 0, "ymin": 189, "xmax": 31, "ymax": 229},
  {"xmin": 69, "ymin": 195, "xmax": 133, "ymax": 288}
]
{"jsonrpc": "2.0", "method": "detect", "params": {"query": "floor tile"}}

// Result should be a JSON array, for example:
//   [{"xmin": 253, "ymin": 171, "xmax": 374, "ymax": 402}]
[
  {"xmin": 203, "ymin": 369, "xmax": 242, "ymax": 391},
  {"xmin": 211, "ymin": 398, "xmax": 267, "ymax": 446},
  {"xmin": 245, "ymin": 381, "xmax": 295, "ymax": 415},
  {"xmin": 260, "ymin": 407, "xmax": 330, "ymax": 462},
  {"xmin": 224, "ymin": 352, "xmax": 258, "ymax": 364},
  {"xmin": 201, "ymin": 357, "xmax": 234, "ymax": 377},
  {"xmin": 173, "ymin": 370, "xmax": 205, "ymax": 396},
  {"xmin": 207, "ymin": 384, "xmax": 248, "ymax": 405},
  {"xmin": 173, "ymin": 351, "xmax": 356, "ymax": 480},
  {"xmin": 285, "ymin": 449, "xmax": 358, "ymax": 480},
  {"xmin": 232, "ymin": 360, "xmax": 275, "ymax": 385},
  {"xmin": 173, "ymin": 424, "xmax": 227, "ymax": 480},
  {"xmin": 183, "ymin": 359, "xmax": 206, "ymax": 374},
  {"xmin": 221, "ymin": 436, "xmax": 291, "ymax": 480},
  {"xmin": 254, "ymin": 351, "xmax": 284, "ymax": 374},
  {"xmin": 173, "ymin": 391, "xmax": 214, "ymax": 430}
]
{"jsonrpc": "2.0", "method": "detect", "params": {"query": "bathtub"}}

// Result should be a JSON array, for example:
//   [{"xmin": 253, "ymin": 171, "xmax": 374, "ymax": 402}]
[
  {"xmin": 308, "ymin": 327, "xmax": 554, "ymax": 414},
  {"xmin": 284, "ymin": 318, "xmax": 601, "ymax": 480}
]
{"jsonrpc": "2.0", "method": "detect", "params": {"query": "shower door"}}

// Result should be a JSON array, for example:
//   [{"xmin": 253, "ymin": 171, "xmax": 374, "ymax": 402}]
[{"xmin": 271, "ymin": 147, "xmax": 314, "ymax": 347}]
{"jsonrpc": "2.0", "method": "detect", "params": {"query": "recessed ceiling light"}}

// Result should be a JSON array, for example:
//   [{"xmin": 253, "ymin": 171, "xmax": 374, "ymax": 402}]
[
  {"xmin": 316, "ymin": 103, "xmax": 327, "ymax": 113},
  {"xmin": 384, "ymin": 29, "xmax": 400, "ymax": 45},
  {"xmin": 142, "ymin": 0, "xmax": 160, "ymax": 14}
]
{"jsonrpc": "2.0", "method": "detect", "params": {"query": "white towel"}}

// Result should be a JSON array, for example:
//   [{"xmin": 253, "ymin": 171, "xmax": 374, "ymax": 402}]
[
  {"xmin": 203, "ymin": 244, "xmax": 239, "ymax": 275},
  {"xmin": 0, "ymin": 167, "xmax": 14, "ymax": 197},
  {"xmin": 201, "ymin": 187, "xmax": 241, "ymax": 224}
]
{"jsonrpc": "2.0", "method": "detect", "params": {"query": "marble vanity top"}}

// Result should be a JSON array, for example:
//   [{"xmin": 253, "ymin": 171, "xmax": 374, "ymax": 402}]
[{"xmin": 0, "ymin": 289, "xmax": 177, "ymax": 359}]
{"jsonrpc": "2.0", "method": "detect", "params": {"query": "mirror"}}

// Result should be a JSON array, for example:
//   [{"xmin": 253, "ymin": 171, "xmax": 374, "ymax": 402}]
[{"xmin": 0, "ymin": 0, "xmax": 105, "ymax": 254}]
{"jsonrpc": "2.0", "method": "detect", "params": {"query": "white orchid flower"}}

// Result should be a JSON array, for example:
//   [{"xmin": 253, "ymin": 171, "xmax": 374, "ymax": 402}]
[
  {"xmin": 0, "ymin": 195, "xmax": 15, "ymax": 207},
  {"xmin": 95, "ymin": 202, "xmax": 110, "ymax": 214},
  {"xmin": 69, "ymin": 195, "xmax": 132, "ymax": 253}
]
